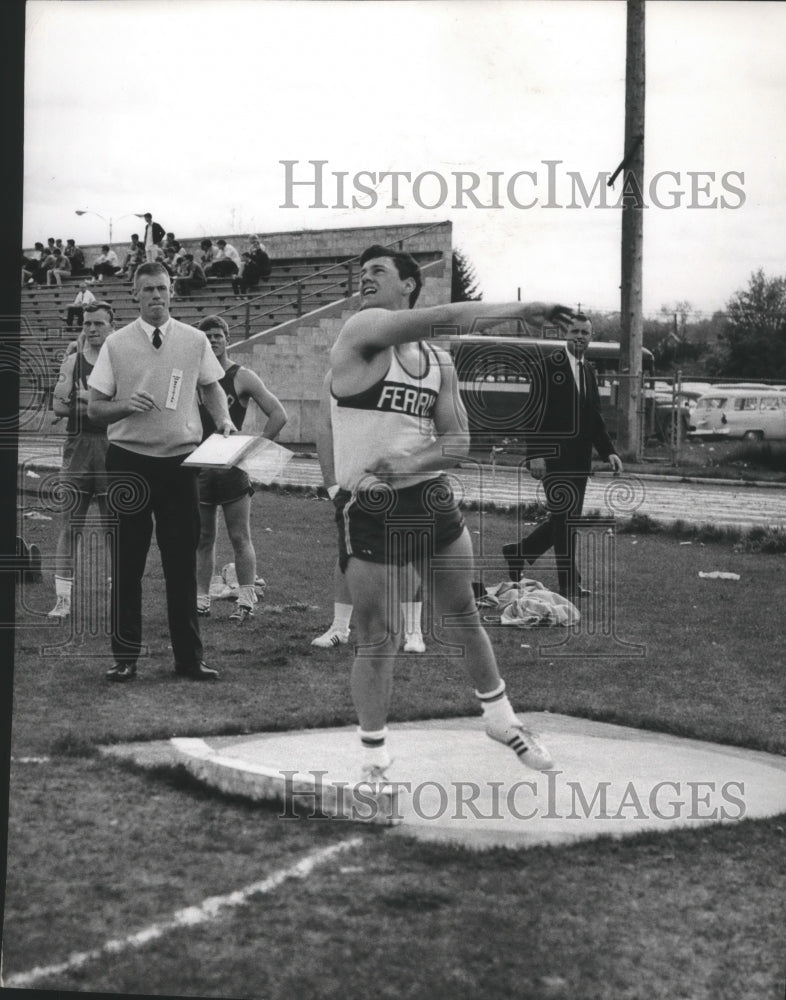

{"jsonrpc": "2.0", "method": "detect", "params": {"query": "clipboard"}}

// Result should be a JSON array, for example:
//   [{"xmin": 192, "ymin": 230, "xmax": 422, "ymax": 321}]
[{"xmin": 182, "ymin": 434, "xmax": 263, "ymax": 469}]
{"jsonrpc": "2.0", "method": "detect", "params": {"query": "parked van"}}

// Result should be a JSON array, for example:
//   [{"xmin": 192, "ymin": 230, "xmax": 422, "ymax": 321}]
[{"xmin": 688, "ymin": 388, "xmax": 786, "ymax": 441}]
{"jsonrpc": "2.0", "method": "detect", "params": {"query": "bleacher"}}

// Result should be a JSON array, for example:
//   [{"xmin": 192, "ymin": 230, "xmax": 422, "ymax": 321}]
[
  {"xmin": 20, "ymin": 255, "xmax": 363, "ymax": 339},
  {"xmin": 19, "ymin": 221, "xmax": 453, "ymax": 442},
  {"xmin": 18, "ymin": 255, "xmax": 358, "ymax": 415},
  {"xmin": 20, "ymin": 248, "xmax": 442, "ymax": 412}
]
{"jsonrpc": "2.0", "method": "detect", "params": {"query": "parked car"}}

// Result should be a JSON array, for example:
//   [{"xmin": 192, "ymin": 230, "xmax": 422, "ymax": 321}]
[
  {"xmin": 652, "ymin": 386, "xmax": 706, "ymax": 442},
  {"xmin": 688, "ymin": 389, "xmax": 786, "ymax": 441}
]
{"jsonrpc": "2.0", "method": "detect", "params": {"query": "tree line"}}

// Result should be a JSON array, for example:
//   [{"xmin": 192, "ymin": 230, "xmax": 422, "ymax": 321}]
[
  {"xmin": 588, "ymin": 269, "xmax": 786, "ymax": 379},
  {"xmin": 453, "ymin": 252, "xmax": 785, "ymax": 381}
]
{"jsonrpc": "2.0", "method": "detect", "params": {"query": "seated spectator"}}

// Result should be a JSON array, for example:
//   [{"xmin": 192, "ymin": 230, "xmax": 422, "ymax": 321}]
[
  {"xmin": 162, "ymin": 247, "xmax": 178, "ymax": 276},
  {"xmin": 207, "ymin": 238, "xmax": 241, "ymax": 277},
  {"xmin": 62, "ymin": 280, "xmax": 96, "ymax": 330},
  {"xmin": 170, "ymin": 240, "xmax": 186, "ymax": 268},
  {"xmin": 21, "ymin": 253, "xmax": 36, "ymax": 286},
  {"xmin": 173, "ymin": 253, "xmax": 207, "ymax": 297},
  {"xmin": 232, "ymin": 252, "xmax": 261, "ymax": 296},
  {"xmin": 163, "ymin": 232, "xmax": 177, "ymax": 253},
  {"xmin": 198, "ymin": 239, "xmax": 215, "ymax": 271},
  {"xmin": 64, "ymin": 239, "xmax": 87, "ymax": 276},
  {"xmin": 248, "ymin": 236, "xmax": 272, "ymax": 280},
  {"xmin": 41, "ymin": 249, "xmax": 57, "ymax": 275},
  {"xmin": 47, "ymin": 249, "xmax": 72, "ymax": 285},
  {"xmin": 46, "ymin": 237, "xmax": 57, "ymax": 258},
  {"xmin": 26, "ymin": 243, "xmax": 48, "ymax": 284},
  {"xmin": 92, "ymin": 245, "xmax": 122, "ymax": 281},
  {"xmin": 121, "ymin": 234, "xmax": 146, "ymax": 283}
]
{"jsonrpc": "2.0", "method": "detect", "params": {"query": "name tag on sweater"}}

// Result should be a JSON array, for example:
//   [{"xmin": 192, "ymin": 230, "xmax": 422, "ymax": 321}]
[{"xmin": 165, "ymin": 369, "xmax": 183, "ymax": 410}]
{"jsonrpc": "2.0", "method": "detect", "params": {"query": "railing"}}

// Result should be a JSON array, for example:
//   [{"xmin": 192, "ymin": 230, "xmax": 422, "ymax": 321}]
[{"xmin": 212, "ymin": 220, "xmax": 449, "ymax": 340}]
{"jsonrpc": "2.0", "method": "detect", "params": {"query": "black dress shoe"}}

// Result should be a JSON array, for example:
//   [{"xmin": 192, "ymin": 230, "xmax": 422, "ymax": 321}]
[
  {"xmin": 501, "ymin": 543, "xmax": 525, "ymax": 582},
  {"xmin": 106, "ymin": 662, "xmax": 137, "ymax": 682},
  {"xmin": 175, "ymin": 660, "xmax": 219, "ymax": 680}
]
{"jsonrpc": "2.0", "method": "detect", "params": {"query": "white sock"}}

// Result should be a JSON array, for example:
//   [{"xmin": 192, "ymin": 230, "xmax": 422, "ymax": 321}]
[
  {"xmin": 476, "ymin": 680, "xmax": 519, "ymax": 729},
  {"xmin": 402, "ymin": 601, "xmax": 422, "ymax": 635},
  {"xmin": 55, "ymin": 575, "xmax": 73, "ymax": 599},
  {"xmin": 358, "ymin": 727, "xmax": 390, "ymax": 767},
  {"xmin": 332, "ymin": 603, "xmax": 353, "ymax": 633}
]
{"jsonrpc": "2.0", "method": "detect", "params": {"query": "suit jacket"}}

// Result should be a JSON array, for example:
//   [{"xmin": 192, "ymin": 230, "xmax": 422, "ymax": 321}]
[
  {"xmin": 145, "ymin": 221, "xmax": 166, "ymax": 246},
  {"xmin": 525, "ymin": 348, "xmax": 615, "ymax": 474}
]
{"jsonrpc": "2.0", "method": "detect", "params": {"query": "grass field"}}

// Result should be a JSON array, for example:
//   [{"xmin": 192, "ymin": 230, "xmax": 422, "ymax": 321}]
[{"xmin": 5, "ymin": 489, "xmax": 786, "ymax": 999}]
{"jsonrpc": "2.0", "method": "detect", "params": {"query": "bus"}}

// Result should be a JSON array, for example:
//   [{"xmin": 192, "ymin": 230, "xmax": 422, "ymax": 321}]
[{"xmin": 444, "ymin": 334, "xmax": 656, "ymax": 446}]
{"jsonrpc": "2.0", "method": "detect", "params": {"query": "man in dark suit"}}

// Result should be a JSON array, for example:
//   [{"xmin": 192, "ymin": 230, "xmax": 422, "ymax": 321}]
[{"xmin": 502, "ymin": 315, "xmax": 623, "ymax": 599}]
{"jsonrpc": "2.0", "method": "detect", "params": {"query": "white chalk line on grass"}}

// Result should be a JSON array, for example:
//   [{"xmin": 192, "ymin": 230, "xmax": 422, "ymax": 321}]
[{"xmin": 4, "ymin": 836, "xmax": 364, "ymax": 989}]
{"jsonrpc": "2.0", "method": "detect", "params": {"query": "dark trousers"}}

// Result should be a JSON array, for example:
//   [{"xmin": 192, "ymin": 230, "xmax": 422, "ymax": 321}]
[
  {"xmin": 93, "ymin": 262, "xmax": 121, "ymax": 278},
  {"xmin": 65, "ymin": 306, "xmax": 84, "ymax": 330},
  {"xmin": 517, "ymin": 471, "xmax": 588, "ymax": 596},
  {"xmin": 208, "ymin": 259, "xmax": 238, "ymax": 277},
  {"xmin": 232, "ymin": 276, "xmax": 260, "ymax": 295},
  {"xmin": 174, "ymin": 276, "xmax": 206, "ymax": 297},
  {"xmin": 105, "ymin": 444, "xmax": 202, "ymax": 667}
]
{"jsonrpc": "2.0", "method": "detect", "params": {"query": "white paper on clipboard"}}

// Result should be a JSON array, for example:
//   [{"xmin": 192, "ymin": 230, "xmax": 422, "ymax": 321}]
[
  {"xmin": 237, "ymin": 438, "xmax": 294, "ymax": 484},
  {"xmin": 182, "ymin": 434, "xmax": 261, "ymax": 468}
]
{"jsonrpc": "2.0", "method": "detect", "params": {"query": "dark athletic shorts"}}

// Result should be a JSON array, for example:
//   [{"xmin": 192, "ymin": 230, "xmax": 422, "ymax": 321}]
[
  {"xmin": 198, "ymin": 466, "xmax": 254, "ymax": 507},
  {"xmin": 334, "ymin": 475, "xmax": 465, "ymax": 573},
  {"xmin": 60, "ymin": 433, "xmax": 109, "ymax": 497}
]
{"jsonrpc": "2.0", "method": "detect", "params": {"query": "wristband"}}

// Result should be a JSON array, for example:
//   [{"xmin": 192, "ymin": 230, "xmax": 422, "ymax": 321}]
[{"xmin": 327, "ymin": 484, "xmax": 339, "ymax": 500}]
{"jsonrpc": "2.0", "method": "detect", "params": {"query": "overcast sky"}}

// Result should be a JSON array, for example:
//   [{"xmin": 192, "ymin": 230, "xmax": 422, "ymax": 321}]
[{"xmin": 23, "ymin": 0, "xmax": 786, "ymax": 317}]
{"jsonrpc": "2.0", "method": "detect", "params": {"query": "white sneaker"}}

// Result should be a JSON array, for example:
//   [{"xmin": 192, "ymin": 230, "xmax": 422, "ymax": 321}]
[
  {"xmin": 311, "ymin": 626, "xmax": 350, "ymax": 649},
  {"xmin": 229, "ymin": 603, "xmax": 254, "ymax": 625},
  {"xmin": 486, "ymin": 721, "xmax": 554, "ymax": 771},
  {"xmin": 403, "ymin": 632, "xmax": 426, "ymax": 653},
  {"xmin": 47, "ymin": 595, "xmax": 71, "ymax": 619}
]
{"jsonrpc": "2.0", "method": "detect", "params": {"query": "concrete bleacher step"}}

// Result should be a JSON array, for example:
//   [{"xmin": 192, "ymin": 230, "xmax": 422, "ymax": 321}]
[{"xmin": 20, "ymin": 244, "xmax": 442, "ymax": 392}]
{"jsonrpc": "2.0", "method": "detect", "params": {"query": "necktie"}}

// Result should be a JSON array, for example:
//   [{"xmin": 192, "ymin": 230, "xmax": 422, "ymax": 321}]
[
  {"xmin": 578, "ymin": 360, "xmax": 586, "ymax": 404},
  {"xmin": 152, "ymin": 327, "xmax": 162, "ymax": 349}
]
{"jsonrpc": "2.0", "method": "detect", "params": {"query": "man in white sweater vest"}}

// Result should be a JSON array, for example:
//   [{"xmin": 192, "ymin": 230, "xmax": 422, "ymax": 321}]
[{"xmin": 88, "ymin": 262, "xmax": 235, "ymax": 682}]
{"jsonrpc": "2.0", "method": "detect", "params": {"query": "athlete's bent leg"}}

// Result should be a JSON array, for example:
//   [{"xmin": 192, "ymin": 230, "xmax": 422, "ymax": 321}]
[{"xmin": 430, "ymin": 529, "xmax": 553, "ymax": 771}]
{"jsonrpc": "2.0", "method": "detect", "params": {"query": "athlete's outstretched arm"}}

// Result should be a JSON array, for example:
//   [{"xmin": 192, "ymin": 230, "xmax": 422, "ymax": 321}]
[{"xmin": 334, "ymin": 300, "xmax": 574, "ymax": 357}]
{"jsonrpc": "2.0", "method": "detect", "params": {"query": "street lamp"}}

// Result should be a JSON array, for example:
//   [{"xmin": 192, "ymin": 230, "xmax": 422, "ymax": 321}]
[{"xmin": 74, "ymin": 210, "xmax": 144, "ymax": 245}]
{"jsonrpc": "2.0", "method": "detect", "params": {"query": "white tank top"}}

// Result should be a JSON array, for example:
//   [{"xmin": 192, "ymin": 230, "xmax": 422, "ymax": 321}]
[{"xmin": 331, "ymin": 344, "xmax": 442, "ymax": 491}]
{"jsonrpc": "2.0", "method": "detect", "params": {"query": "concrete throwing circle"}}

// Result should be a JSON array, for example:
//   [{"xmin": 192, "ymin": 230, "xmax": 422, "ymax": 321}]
[{"xmin": 167, "ymin": 714, "xmax": 786, "ymax": 850}]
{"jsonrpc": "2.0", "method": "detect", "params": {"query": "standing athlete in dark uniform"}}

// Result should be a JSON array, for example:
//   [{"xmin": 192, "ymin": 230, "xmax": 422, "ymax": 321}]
[
  {"xmin": 195, "ymin": 316, "xmax": 287, "ymax": 623},
  {"xmin": 49, "ymin": 302, "xmax": 114, "ymax": 618}
]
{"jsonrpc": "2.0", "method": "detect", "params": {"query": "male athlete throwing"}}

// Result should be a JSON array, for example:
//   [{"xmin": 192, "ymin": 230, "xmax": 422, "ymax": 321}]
[{"xmin": 329, "ymin": 245, "xmax": 574, "ymax": 780}]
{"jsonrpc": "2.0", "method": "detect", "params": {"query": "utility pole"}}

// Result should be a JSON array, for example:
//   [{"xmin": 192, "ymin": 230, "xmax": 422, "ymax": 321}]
[{"xmin": 617, "ymin": 0, "xmax": 646, "ymax": 460}]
